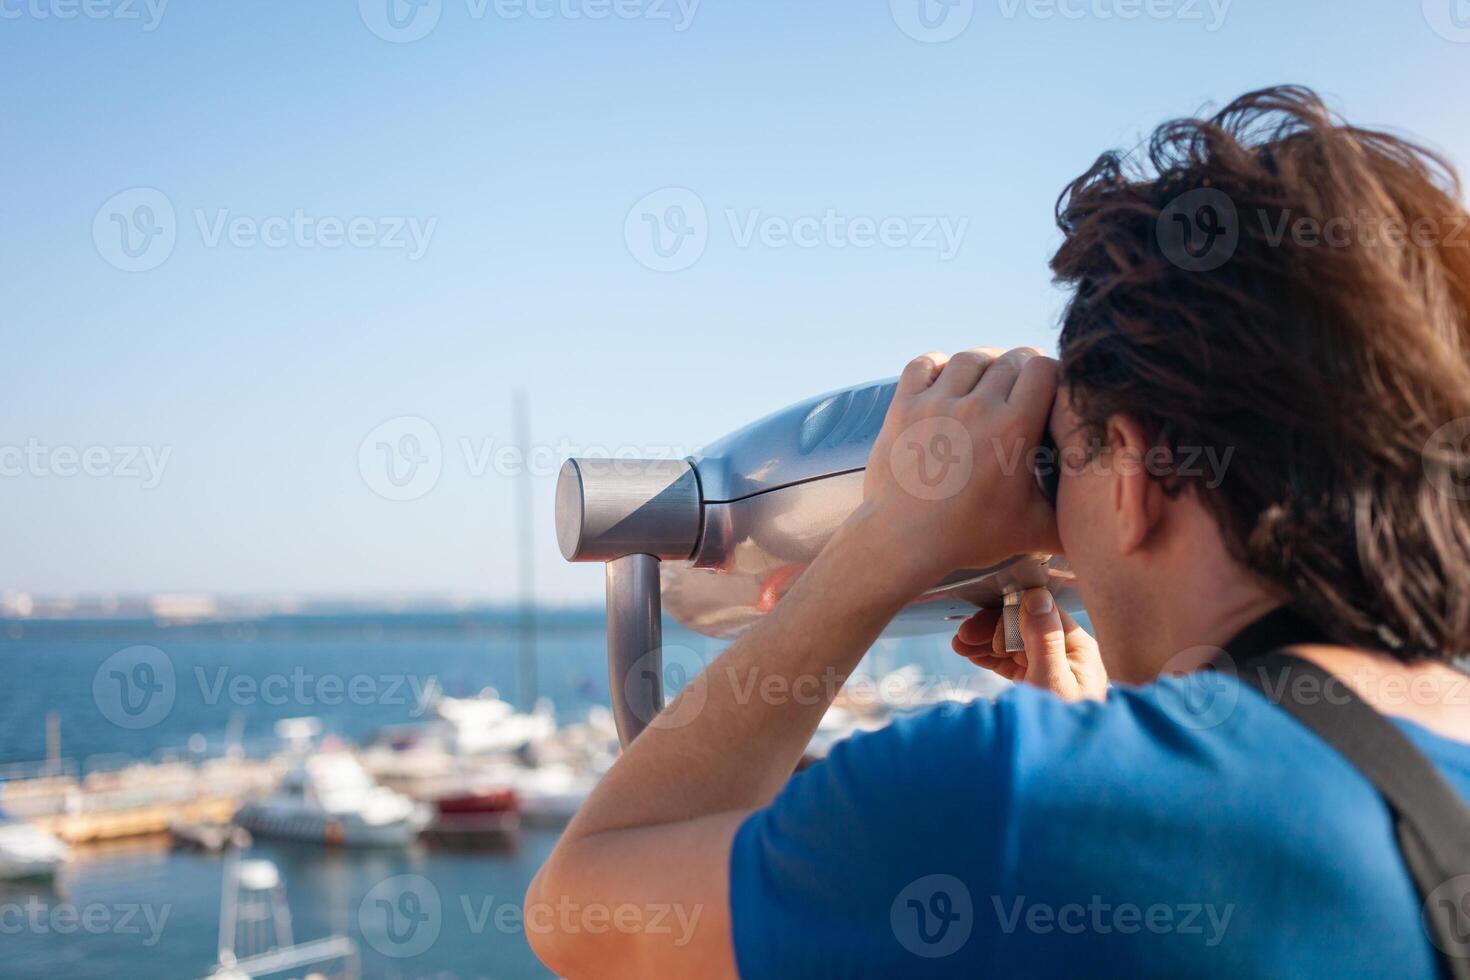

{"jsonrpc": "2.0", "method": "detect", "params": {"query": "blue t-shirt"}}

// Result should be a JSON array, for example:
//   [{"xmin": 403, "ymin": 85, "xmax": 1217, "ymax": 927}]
[{"xmin": 729, "ymin": 674, "xmax": 1470, "ymax": 978}]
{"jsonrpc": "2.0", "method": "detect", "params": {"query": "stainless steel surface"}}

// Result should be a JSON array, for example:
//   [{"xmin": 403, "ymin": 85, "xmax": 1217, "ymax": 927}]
[
  {"xmin": 693, "ymin": 379, "xmax": 898, "ymax": 502},
  {"xmin": 605, "ymin": 554, "xmax": 664, "ymax": 746},
  {"xmin": 555, "ymin": 458, "xmax": 701, "ymax": 563},
  {"xmin": 1002, "ymin": 591, "xmax": 1025, "ymax": 653},
  {"xmin": 661, "ymin": 468, "xmax": 1078, "ymax": 639}
]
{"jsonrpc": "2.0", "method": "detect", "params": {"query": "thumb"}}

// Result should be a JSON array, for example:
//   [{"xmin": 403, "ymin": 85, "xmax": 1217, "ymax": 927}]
[{"xmin": 1018, "ymin": 587, "xmax": 1075, "ymax": 698}]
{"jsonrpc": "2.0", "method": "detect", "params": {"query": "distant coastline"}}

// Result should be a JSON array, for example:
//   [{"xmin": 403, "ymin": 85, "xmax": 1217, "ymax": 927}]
[{"xmin": 0, "ymin": 591, "xmax": 602, "ymax": 627}]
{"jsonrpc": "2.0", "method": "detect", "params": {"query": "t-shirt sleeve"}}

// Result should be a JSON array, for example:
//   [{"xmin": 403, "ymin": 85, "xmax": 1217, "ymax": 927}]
[{"xmin": 728, "ymin": 698, "xmax": 1024, "ymax": 978}]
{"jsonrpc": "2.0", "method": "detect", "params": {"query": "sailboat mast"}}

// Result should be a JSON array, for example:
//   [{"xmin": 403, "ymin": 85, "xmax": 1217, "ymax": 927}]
[{"xmin": 513, "ymin": 391, "xmax": 538, "ymax": 710}]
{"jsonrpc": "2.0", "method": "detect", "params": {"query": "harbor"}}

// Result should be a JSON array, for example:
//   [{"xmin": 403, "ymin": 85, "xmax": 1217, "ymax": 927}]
[{"xmin": 0, "ymin": 609, "xmax": 988, "ymax": 978}]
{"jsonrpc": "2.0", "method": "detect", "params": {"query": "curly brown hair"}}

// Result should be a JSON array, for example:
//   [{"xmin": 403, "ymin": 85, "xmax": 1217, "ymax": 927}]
[{"xmin": 1051, "ymin": 85, "xmax": 1470, "ymax": 662}]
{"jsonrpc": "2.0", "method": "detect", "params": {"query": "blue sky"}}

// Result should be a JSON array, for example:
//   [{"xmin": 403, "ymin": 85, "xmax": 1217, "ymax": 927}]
[{"xmin": 3, "ymin": 0, "xmax": 1467, "ymax": 604}]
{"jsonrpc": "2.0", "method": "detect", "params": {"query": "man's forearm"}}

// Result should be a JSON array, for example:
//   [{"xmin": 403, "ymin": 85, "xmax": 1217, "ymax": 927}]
[{"xmin": 559, "ymin": 505, "xmax": 928, "ymax": 840}]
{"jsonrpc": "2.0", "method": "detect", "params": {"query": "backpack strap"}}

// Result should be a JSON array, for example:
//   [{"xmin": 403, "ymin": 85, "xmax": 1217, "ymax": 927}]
[{"xmin": 1217, "ymin": 627, "xmax": 1470, "ymax": 977}]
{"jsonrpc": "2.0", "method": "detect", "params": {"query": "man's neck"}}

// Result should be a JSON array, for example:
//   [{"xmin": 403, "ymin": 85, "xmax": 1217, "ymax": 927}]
[{"xmin": 1139, "ymin": 572, "xmax": 1283, "ymax": 677}]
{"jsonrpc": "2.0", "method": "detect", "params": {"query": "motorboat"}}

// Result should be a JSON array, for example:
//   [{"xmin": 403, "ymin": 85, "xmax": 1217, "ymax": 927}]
[
  {"xmin": 0, "ymin": 806, "xmax": 69, "ymax": 881},
  {"xmin": 233, "ymin": 750, "xmax": 429, "ymax": 847}
]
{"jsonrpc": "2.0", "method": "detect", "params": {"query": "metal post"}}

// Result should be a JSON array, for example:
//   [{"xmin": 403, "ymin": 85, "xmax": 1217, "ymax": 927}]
[{"xmin": 605, "ymin": 554, "xmax": 664, "ymax": 747}]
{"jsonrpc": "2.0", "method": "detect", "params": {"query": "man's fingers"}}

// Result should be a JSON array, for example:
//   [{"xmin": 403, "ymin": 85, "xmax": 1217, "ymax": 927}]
[
  {"xmin": 1007, "ymin": 356, "xmax": 1060, "ymax": 428},
  {"xmin": 933, "ymin": 347, "xmax": 1001, "ymax": 395},
  {"xmin": 973, "ymin": 347, "xmax": 1042, "ymax": 403},
  {"xmin": 954, "ymin": 607, "xmax": 1001, "ymax": 647},
  {"xmin": 966, "ymin": 653, "xmax": 1026, "ymax": 681},
  {"xmin": 1018, "ymin": 587, "xmax": 1070, "ymax": 683},
  {"xmin": 897, "ymin": 352, "xmax": 949, "ymax": 395}
]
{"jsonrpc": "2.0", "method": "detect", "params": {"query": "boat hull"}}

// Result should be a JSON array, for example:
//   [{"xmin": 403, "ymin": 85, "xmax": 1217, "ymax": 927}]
[{"xmin": 233, "ymin": 805, "xmax": 424, "ymax": 847}]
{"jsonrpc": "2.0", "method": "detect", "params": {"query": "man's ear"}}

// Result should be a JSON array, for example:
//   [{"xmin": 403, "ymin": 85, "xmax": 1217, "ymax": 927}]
[{"xmin": 1105, "ymin": 414, "xmax": 1165, "ymax": 556}]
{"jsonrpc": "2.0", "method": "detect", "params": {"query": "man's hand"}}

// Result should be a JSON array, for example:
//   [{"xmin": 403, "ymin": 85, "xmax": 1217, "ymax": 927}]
[
  {"xmin": 952, "ymin": 587, "xmax": 1108, "ymax": 701},
  {"xmin": 859, "ymin": 348, "xmax": 1063, "ymax": 593}
]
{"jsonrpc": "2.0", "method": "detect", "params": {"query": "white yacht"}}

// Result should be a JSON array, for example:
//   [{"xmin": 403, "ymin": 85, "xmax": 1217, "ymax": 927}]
[
  {"xmin": 428, "ymin": 684, "xmax": 558, "ymax": 756},
  {"xmin": 0, "ymin": 807, "xmax": 70, "ymax": 881},
  {"xmin": 234, "ymin": 722, "xmax": 429, "ymax": 847}
]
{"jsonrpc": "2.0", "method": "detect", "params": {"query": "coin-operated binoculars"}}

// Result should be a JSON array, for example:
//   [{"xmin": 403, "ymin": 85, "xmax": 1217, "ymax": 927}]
[{"xmin": 555, "ymin": 379, "xmax": 1077, "ymax": 747}]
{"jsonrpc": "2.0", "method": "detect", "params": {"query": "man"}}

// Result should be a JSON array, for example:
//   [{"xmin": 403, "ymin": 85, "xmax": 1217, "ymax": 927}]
[{"xmin": 526, "ymin": 86, "xmax": 1470, "ymax": 977}]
